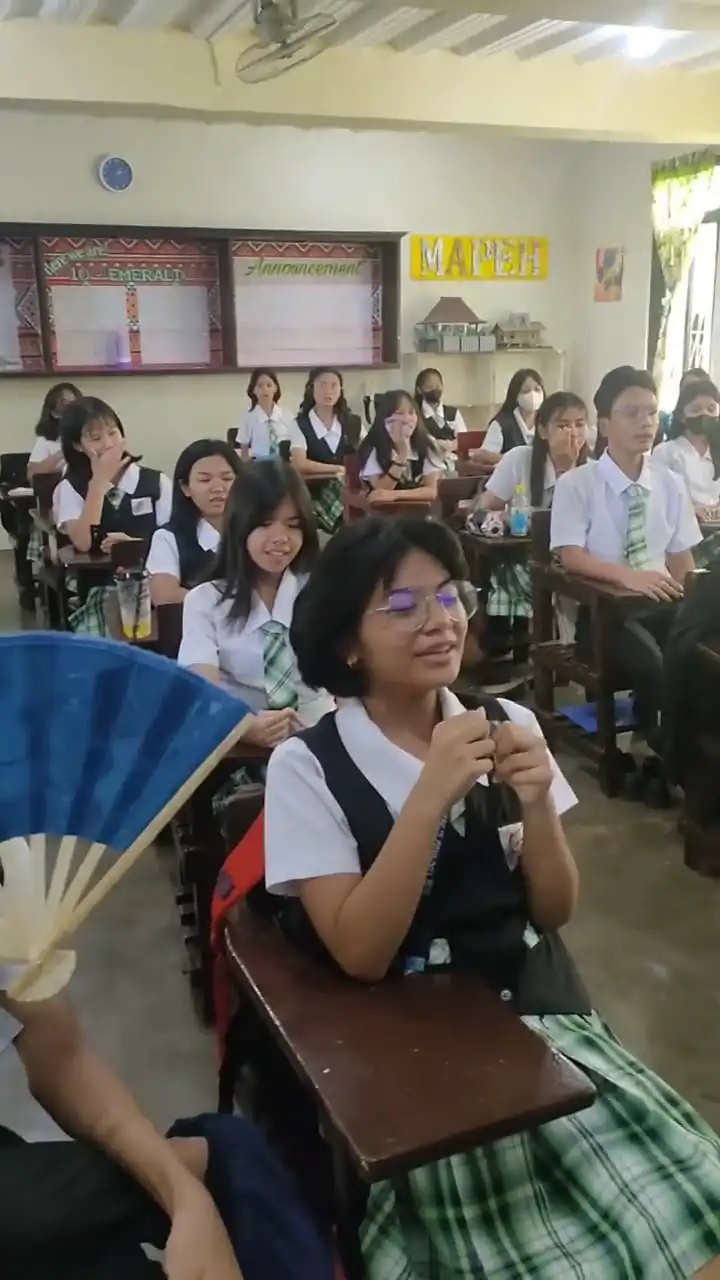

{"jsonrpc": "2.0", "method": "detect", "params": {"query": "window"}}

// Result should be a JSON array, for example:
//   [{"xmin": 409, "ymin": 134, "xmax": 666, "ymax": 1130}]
[
  {"xmin": 233, "ymin": 240, "xmax": 384, "ymax": 367},
  {"xmin": 0, "ymin": 239, "xmax": 43, "ymax": 372},
  {"xmin": 40, "ymin": 236, "xmax": 223, "ymax": 371}
]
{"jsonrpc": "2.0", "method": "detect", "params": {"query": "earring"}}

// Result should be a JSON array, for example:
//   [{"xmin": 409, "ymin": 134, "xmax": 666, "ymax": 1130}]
[{"xmin": 347, "ymin": 656, "xmax": 358, "ymax": 669}]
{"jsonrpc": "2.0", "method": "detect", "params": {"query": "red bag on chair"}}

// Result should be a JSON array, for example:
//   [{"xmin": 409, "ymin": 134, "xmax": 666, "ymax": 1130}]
[{"xmin": 210, "ymin": 809, "xmax": 265, "ymax": 1046}]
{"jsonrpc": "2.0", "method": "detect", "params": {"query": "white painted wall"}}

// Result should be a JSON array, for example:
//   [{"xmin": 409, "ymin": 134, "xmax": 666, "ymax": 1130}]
[{"xmin": 0, "ymin": 110, "xmax": 673, "ymax": 479}]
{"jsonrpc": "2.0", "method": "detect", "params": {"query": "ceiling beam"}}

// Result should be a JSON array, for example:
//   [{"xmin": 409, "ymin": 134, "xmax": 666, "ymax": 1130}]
[
  {"xmin": 37, "ymin": 0, "xmax": 104, "ymax": 17},
  {"xmin": 453, "ymin": 15, "xmax": 538, "ymax": 56},
  {"xmin": 120, "ymin": 0, "xmax": 192, "ymax": 27},
  {"xmin": 369, "ymin": 0, "xmax": 720, "ymax": 36},
  {"xmin": 390, "ymin": 11, "xmax": 467, "ymax": 52},
  {"xmin": 190, "ymin": 0, "xmax": 251, "ymax": 40},
  {"xmin": 321, "ymin": 2, "xmax": 389, "ymax": 47},
  {"xmin": 516, "ymin": 22, "xmax": 595, "ymax": 59}
]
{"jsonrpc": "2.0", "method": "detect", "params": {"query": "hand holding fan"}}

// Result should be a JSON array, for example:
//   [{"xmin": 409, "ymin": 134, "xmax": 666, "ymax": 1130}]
[{"xmin": 0, "ymin": 634, "xmax": 252, "ymax": 1001}]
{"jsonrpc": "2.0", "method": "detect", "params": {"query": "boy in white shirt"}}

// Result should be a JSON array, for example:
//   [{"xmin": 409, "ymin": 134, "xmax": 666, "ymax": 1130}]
[{"xmin": 551, "ymin": 365, "xmax": 701, "ymax": 767}]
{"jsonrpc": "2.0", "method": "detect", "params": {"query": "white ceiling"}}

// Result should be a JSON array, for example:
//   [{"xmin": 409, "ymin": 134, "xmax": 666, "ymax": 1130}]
[{"xmin": 8, "ymin": 0, "xmax": 720, "ymax": 72}]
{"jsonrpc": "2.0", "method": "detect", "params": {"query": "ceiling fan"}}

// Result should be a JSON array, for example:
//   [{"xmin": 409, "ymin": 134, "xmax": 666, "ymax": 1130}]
[{"xmin": 235, "ymin": 0, "xmax": 338, "ymax": 84}]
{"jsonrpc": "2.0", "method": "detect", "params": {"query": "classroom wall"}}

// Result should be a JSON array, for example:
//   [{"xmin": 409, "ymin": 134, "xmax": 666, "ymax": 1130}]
[{"xmin": 0, "ymin": 110, "xmax": 676, "ymax": 481}]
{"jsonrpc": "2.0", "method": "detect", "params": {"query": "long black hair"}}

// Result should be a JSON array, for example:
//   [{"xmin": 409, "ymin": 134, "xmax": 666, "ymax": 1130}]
[
  {"xmin": 668, "ymin": 376, "xmax": 720, "ymax": 479},
  {"xmin": 167, "ymin": 439, "xmax": 241, "ymax": 540},
  {"xmin": 211, "ymin": 460, "xmax": 319, "ymax": 624},
  {"xmin": 491, "ymin": 367, "xmax": 544, "ymax": 427},
  {"xmin": 529, "ymin": 391, "xmax": 588, "ymax": 507},
  {"xmin": 247, "ymin": 368, "xmax": 281, "ymax": 408},
  {"xmin": 60, "ymin": 396, "xmax": 136, "ymax": 493},
  {"xmin": 357, "ymin": 389, "xmax": 441, "ymax": 476},
  {"xmin": 298, "ymin": 367, "xmax": 349, "ymax": 422},
  {"xmin": 35, "ymin": 382, "xmax": 81, "ymax": 441}
]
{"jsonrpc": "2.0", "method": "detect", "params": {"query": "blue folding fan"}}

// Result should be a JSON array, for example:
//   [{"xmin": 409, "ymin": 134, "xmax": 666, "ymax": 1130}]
[{"xmin": 0, "ymin": 634, "xmax": 252, "ymax": 1002}]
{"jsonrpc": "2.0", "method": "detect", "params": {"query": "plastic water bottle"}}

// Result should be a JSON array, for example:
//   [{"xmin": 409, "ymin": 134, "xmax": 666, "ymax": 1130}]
[{"xmin": 509, "ymin": 483, "xmax": 530, "ymax": 536}]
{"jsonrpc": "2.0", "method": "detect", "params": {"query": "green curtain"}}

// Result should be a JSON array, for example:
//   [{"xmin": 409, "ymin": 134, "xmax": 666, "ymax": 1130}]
[{"xmin": 650, "ymin": 150, "xmax": 718, "ymax": 390}]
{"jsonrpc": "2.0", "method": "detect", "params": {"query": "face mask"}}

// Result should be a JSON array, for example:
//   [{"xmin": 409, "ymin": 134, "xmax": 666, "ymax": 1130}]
[
  {"xmin": 423, "ymin": 389, "xmax": 442, "ymax": 407},
  {"xmin": 518, "ymin": 389, "xmax": 543, "ymax": 413},
  {"xmin": 686, "ymin": 413, "xmax": 720, "ymax": 437}
]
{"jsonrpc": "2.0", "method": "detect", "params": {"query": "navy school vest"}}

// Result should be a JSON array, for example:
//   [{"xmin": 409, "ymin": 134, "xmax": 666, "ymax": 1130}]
[
  {"xmin": 278, "ymin": 704, "xmax": 591, "ymax": 1016},
  {"xmin": 424, "ymin": 404, "xmax": 458, "ymax": 442},
  {"xmin": 294, "ymin": 411, "xmax": 361, "ymax": 464},
  {"xmin": 493, "ymin": 409, "xmax": 527, "ymax": 454},
  {"xmin": 173, "ymin": 522, "xmax": 216, "ymax": 590},
  {"xmin": 68, "ymin": 465, "xmax": 162, "ymax": 542}
]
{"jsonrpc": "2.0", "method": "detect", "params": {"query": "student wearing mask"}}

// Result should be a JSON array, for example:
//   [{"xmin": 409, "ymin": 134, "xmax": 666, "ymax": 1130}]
[
  {"xmin": 551, "ymin": 366, "xmax": 700, "ymax": 779},
  {"xmin": 178, "ymin": 460, "xmax": 333, "ymax": 749},
  {"xmin": 657, "ymin": 366, "xmax": 710, "ymax": 441},
  {"xmin": 263, "ymin": 515, "xmax": 720, "ymax": 1280},
  {"xmin": 290, "ymin": 368, "xmax": 360, "ymax": 534},
  {"xmin": 358, "ymin": 389, "xmax": 443, "ymax": 503},
  {"xmin": 653, "ymin": 377, "xmax": 720, "ymax": 522},
  {"xmin": 27, "ymin": 382, "xmax": 81, "ymax": 478},
  {"xmin": 55, "ymin": 397, "xmax": 172, "ymax": 635},
  {"xmin": 479, "ymin": 368, "xmax": 545, "ymax": 466},
  {"xmin": 146, "ymin": 440, "xmax": 241, "ymax": 606},
  {"xmin": 229, "ymin": 368, "xmax": 305, "ymax": 462},
  {"xmin": 414, "ymin": 368, "xmax": 467, "ymax": 451}
]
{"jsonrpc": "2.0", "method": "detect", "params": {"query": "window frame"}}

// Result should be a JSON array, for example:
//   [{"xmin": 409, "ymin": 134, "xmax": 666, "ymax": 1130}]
[{"xmin": 0, "ymin": 222, "xmax": 402, "ymax": 377}]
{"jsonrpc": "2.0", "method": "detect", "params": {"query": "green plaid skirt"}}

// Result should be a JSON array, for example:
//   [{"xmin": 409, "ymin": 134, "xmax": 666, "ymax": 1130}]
[
  {"xmin": 311, "ymin": 479, "xmax": 343, "ymax": 535},
  {"xmin": 26, "ymin": 526, "xmax": 43, "ymax": 573},
  {"xmin": 486, "ymin": 561, "xmax": 533, "ymax": 621},
  {"xmin": 361, "ymin": 1011, "xmax": 720, "ymax": 1278},
  {"xmin": 67, "ymin": 581, "xmax": 113, "ymax": 637}
]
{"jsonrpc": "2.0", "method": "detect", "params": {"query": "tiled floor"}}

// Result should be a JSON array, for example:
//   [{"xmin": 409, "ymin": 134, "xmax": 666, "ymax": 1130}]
[{"xmin": 0, "ymin": 553, "xmax": 717, "ymax": 1140}]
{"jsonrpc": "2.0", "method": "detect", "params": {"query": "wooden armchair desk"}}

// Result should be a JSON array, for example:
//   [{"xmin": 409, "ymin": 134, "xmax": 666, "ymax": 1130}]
[
  {"xmin": 529, "ymin": 509, "xmax": 666, "ymax": 795},
  {"xmin": 224, "ymin": 908, "xmax": 596, "ymax": 1280}
]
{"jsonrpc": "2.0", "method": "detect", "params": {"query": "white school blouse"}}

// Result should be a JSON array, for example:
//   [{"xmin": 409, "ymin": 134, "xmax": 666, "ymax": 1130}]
[
  {"xmin": 264, "ymin": 690, "xmax": 577, "ymax": 897},
  {"xmin": 178, "ymin": 568, "xmax": 333, "ymax": 723},
  {"xmin": 54, "ymin": 463, "xmax": 173, "ymax": 529},
  {"xmin": 485, "ymin": 445, "xmax": 556, "ymax": 508},
  {"xmin": 28, "ymin": 436, "xmax": 62, "ymax": 465},
  {"xmin": 146, "ymin": 519, "xmax": 219, "ymax": 581},
  {"xmin": 653, "ymin": 436, "xmax": 720, "ymax": 510},
  {"xmin": 421, "ymin": 401, "xmax": 468, "ymax": 437},
  {"xmin": 360, "ymin": 449, "xmax": 442, "ymax": 482},
  {"xmin": 483, "ymin": 408, "xmax": 534, "ymax": 455},
  {"xmin": 235, "ymin": 404, "xmax": 306, "ymax": 457},
  {"xmin": 550, "ymin": 451, "xmax": 701, "ymax": 572}
]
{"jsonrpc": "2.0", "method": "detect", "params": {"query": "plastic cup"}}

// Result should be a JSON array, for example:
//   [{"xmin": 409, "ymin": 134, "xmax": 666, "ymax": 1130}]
[{"xmin": 116, "ymin": 572, "xmax": 152, "ymax": 641}]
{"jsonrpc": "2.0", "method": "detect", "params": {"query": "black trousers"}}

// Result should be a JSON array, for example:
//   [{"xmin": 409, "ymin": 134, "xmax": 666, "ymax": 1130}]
[
  {"xmin": 577, "ymin": 605, "xmax": 673, "ymax": 750},
  {"xmin": 0, "ymin": 1126, "xmax": 168, "ymax": 1279}
]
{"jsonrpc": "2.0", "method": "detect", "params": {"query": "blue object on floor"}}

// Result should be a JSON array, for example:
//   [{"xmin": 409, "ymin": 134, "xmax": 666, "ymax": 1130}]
[{"xmin": 560, "ymin": 696, "xmax": 635, "ymax": 734}]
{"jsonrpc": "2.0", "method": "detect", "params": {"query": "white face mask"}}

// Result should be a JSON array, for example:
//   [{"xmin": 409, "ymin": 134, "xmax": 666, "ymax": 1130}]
[{"xmin": 518, "ymin": 389, "xmax": 543, "ymax": 413}]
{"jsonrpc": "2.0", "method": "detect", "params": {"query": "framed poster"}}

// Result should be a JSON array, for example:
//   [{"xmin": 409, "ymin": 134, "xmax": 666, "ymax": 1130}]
[
  {"xmin": 595, "ymin": 247, "xmax": 625, "ymax": 303},
  {"xmin": 233, "ymin": 240, "xmax": 383, "ymax": 367},
  {"xmin": 40, "ymin": 236, "xmax": 223, "ymax": 370}
]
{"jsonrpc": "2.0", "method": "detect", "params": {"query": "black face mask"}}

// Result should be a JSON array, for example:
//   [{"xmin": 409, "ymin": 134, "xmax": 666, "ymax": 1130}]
[
  {"xmin": 686, "ymin": 413, "xmax": 720, "ymax": 438},
  {"xmin": 423, "ymin": 389, "xmax": 442, "ymax": 407}
]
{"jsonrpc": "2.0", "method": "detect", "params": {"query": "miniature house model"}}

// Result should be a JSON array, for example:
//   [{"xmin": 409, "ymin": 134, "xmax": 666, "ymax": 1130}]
[
  {"xmin": 415, "ymin": 297, "xmax": 487, "ymax": 354},
  {"xmin": 492, "ymin": 318, "xmax": 546, "ymax": 349}
]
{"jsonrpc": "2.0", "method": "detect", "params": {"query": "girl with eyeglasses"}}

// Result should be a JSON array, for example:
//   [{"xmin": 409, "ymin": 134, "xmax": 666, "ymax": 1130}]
[{"xmin": 262, "ymin": 515, "xmax": 720, "ymax": 1280}]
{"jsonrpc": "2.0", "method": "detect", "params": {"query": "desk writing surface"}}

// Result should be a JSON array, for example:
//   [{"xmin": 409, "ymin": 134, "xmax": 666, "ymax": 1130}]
[
  {"xmin": 225, "ymin": 912, "xmax": 596, "ymax": 1181},
  {"xmin": 58, "ymin": 545, "xmax": 112, "ymax": 571}
]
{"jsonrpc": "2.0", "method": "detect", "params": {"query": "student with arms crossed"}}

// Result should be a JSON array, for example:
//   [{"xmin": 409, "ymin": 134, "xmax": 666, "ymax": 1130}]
[
  {"xmin": 0, "ymin": 984, "xmax": 241, "ymax": 1278},
  {"xmin": 551, "ymin": 365, "xmax": 701, "ymax": 766}
]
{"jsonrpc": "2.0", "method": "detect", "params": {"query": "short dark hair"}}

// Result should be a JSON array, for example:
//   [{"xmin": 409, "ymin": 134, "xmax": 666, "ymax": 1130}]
[
  {"xmin": 291, "ymin": 517, "xmax": 469, "ymax": 698},
  {"xmin": 211, "ymin": 460, "xmax": 318, "ymax": 624},
  {"xmin": 593, "ymin": 366, "xmax": 656, "ymax": 419},
  {"xmin": 247, "ymin": 368, "xmax": 281, "ymax": 407},
  {"xmin": 168, "ymin": 438, "xmax": 241, "ymax": 540}
]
